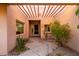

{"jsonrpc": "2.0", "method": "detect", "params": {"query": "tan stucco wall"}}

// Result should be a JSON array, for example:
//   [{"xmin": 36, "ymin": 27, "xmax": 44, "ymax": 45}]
[
  {"xmin": 0, "ymin": 4, "xmax": 8, "ymax": 55},
  {"xmin": 7, "ymin": 5, "xmax": 28, "ymax": 52},
  {"xmin": 41, "ymin": 17, "xmax": 54, "ymax": 39},
  {"xmin": 55, "ymin": 5, "xmax": 79, "ymax": 53},
  {"xmin": 0, "ymin": 5, "xmax": 28, "ymax": 55}
]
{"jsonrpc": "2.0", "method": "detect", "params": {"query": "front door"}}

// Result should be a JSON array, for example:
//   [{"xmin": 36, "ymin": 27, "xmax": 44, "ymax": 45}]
[
  {"xmin": 30, "ymin": 21, "xmax": 40, "ymax": 37},
  {"xmin": 33, "ymin": 24, "xmax": 39, "ymax": 36}
]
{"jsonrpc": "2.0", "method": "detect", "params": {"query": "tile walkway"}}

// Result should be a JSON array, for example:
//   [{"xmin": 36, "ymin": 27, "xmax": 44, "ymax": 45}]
[
  {"xmin": 19, "ymin": 37, "xmax": 57, "ymax": 56},
  {"xmin": 19, "ymin": 37, "xmax": 79, "ymax": 56}
]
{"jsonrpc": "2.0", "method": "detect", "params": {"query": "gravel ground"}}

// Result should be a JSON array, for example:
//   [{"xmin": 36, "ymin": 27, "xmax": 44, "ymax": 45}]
[
  {"xmin": 8, "ymin": 37, "xmax": 79, "ymax": 56},
  {"xmin": 48, "ymin": 46, "xmax": 79, "ymax": 56}
]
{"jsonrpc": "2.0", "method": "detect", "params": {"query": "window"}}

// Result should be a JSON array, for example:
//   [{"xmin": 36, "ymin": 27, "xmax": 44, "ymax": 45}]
[
  {"xmin": 16, "ymin": 20, "xmax": 24, "ymax": 35},
  {"xmin": 45, "ymin": 25, "xmax": 50, "ymax": 32}
]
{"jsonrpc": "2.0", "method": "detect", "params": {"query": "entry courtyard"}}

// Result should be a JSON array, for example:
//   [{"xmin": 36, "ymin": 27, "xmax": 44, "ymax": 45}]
[{"xmin": 0, "ymin": 4, "xmax": 79, "ymax": 56}]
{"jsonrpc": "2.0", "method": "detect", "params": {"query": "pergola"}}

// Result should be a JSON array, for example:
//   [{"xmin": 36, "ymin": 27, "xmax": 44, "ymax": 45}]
[{"xmin": 17, "ymin": 4, "xmax": 66, "ymax": 18}]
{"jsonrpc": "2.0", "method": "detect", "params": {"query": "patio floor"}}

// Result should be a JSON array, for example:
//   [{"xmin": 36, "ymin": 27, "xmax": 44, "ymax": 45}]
[{"xmin": 19, "ymin": 37, "xmax": 79, "ymax": 56}]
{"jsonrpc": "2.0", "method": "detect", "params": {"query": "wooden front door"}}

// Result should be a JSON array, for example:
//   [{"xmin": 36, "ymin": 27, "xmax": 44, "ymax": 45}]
[{"xmin": 29, "ymin": 21, "xmax": 40, "ymax": 37}]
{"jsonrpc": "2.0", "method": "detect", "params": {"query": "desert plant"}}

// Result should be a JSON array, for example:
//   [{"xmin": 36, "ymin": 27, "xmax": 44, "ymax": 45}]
[
  {"xmin": 75, "ymin": 6, "xmax": 79, "ymax": 29},
  {"xmin": 16, "ymin": 35, "xmax": 26, "ymax": 52},
  {"xmin": 75, "ymin": 6, "xmax": 79, "ymax": 16},
  {"xmin": 50, "ymin": 21, "xmax": 70, "ymax": 46}
]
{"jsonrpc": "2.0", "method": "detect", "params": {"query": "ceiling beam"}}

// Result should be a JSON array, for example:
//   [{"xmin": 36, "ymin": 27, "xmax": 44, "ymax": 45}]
[
  {"xmin": 26, "ymin": 5, "xmax": 32, "ymax": 17},
  {"xmin": 29, "ymin": 5, "xmax": 34, "ymax": 17},
  {"xmin": 51, "ymin": 5, "xmax": 62, "ymax": 17},
  {"xmin": 48, "ymin": 5, "xmax": 58, "ymax": 17},
  {"xmin": 46, "ymin": 5, "xmax": 53, "ymax": 17},
  {"xmin": 38, "ymin": 5, "xmax": 39, "ymax": 17},
  {"xmin": 34, "ymin": 5, "xmax": 37, "ymax": 17},
  {"xmin": 17, "ymin": 5, "xmax": 28, "ymax": 17},
  {"xmin": 42, "ymin": 5, "xmax": 46, "ymax": 17},
  {"xmin": 44, "ymin": 5, "xmax": 50, "ymax": 17},
  {"xmin": 14, "ymin": 3, "xmax": 77, "ymax": 5},
  {"xmin": 53, "ymin": 5, "xmax": 66, "ymax": 16},
  {"xmin": 18, "ymin": 5, "xmax": 66, "ymax": 18},
  {"xmin": 22, "ymin": 5, "xmax": 30, "ymax": 17}
]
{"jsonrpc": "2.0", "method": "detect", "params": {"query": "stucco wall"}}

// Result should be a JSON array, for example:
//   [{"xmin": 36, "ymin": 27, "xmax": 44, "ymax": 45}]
[
  {"xmin": 0, "ymin": 4, "xmax": 28, "ymax": 55},
  {"xmin": 0, "ymin": 4, "xmax": 7, "ymax": 55},
  {"xmin": 55, "ymin": 5, "xmax": 79, "ymax": 53},
  {"xmin": 7, "ymin": 5, "xmax": 28, "ymax": 52},
  {"xmin": 41, "ymin": 17, "xmax": 54, "ymax": 39}
]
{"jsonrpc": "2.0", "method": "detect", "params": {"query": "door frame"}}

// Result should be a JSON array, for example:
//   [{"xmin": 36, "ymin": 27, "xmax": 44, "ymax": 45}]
[{"xmin": 29, "ymin": 20, "xmax": 41, "ymax": 37}]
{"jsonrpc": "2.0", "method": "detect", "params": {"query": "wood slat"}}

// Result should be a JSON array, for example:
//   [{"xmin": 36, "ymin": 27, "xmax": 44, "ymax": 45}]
[
  {"xmin": 38, "ymin": 5, "xmax": 39, "ymax": 17},
  {"xmin": 34, "ymin": 5, "xmax": 37, "ymax": 17},
  {"xmin": 46, "ymin": 5, "xmax": 53, "ymax": 17},
  {"xmin": 26, "ymin": 5, "xmax": 32, "ymax": 17},
  {"xmin": 17, "ymin": 5, "xmax": 28, "ymax": 17},
  {"xmin": 29, "ymin": 5, "xmax": 34, "ymax": 17},
  {"xmin": 42, "ymin": 5, "xmax": 46, "ymax": 17},
  {"xmin": 44, "ymin": 5, "xmax": 50, "ymax": 17},
  {"xmin": 53, "ymin": 5, "xmax": 66, "ymax": 16},
  {"xmin": 49, "ymin": 5, "xmax": 58, "ymax": 17},
  {"xmin": 22, "ymin": 5, "xmax": 30, "ymax": 17},
  {"xmin": 51, "ymin": 5, "xmax": 62, "ymax": 17}
]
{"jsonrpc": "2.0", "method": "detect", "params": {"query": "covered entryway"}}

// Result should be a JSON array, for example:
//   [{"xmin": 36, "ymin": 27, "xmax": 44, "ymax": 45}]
[
  {"xmin": 29, "ymin": 20, "xmax": 41, "ymax": 37},
  {"xmin": 0, "ymin": 4, "xmax": 79, "ymax": 56},
  {"xmin": 17, "ymin": 4, "xmax": 66, "ymax": 39}
]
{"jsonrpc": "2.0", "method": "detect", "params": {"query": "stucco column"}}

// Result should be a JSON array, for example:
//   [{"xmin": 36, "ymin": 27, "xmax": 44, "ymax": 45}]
[
  {"xmin": 0, "ymin": 4, "xmax": 16, "ymax": 55},
  {"xmin": 7, "ymin": 5, "xmax": 16, "ymax": 53},
  {"xmin": 0, "ymin": 4, "xmax": 8, "ymax": 55},
  {"xmin": 41, "ymin": 21, "xmax": 45, "ymax": 40},
  {"xmin": 24, "ymin": 20, "xmax": 29, "ymax": 39}
]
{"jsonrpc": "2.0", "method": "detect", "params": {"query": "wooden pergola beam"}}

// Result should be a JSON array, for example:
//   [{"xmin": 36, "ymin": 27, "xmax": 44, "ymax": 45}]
[
  {"xmin": 42, "ymin": 5, "xmax": 46, "ymax": 17},
  {"xmin": 53, "ymin": 5, "xmax": 66, "ymax": 16},
  {"xmin": 17, "ymin": 5, "xmax": 28, "ymax": 17},
  {"xmin": 26, "ymin": 5, "xmax": 32, "ymax": 17},
  {"xmin": 34, "ymin": 5, "xmax": 37, "ymax": 17},
  {"xmin": 46, "ymin": 5, "xmax": 53, "ymax": 17},
  {"xmin": 38, "ymin": 5, "xmax": 39, "ymax": 17},
  {"xmin": 51, "ymin": 5, "xmax": 62, "ymax": 17},
  {"xmin": 44, "ymin": 5, "xmax": 50, "ymax": 17},
  {"xmin": 29, "ymin": 5, "xmax": 34, "ymax": 17},
  {"xmin": 49, "ymin": 5, "xmax": 58, "ymax": 17},
  {"xmin": 22, "ymin": 5, "xmax": 30, "ymax": 17},
  {"xmin": 18, "ymin": 5, "xmax": 66, "ymax": 18}
]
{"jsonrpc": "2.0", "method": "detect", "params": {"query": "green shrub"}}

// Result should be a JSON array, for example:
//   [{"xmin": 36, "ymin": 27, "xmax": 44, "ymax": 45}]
[
  {"xmin": 75, "ymin": 6, "xmax": 79, "ymax": 29},
  {"xmin": 16, "ymin": 35, "xmax": 26, "ymax": 52},
  {"xmin": 75, "ymin": 6, "xmax": 79, "ymax": 16},
  {"xmin": 50, "ymin": 21, "xmax": 70, "ymax": 46}
]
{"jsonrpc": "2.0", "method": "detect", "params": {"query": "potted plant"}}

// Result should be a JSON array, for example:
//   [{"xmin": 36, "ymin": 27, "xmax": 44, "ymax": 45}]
[{"xmin": 50, "ymin": 21, "xmax": 70, "ymax": 46}]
